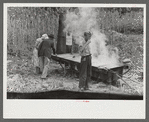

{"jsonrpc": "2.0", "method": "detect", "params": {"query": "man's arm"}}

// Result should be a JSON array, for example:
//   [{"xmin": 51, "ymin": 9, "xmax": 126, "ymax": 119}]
[{"xmin": 79, "ymin": 40, "xmax": 91, "ymax": 53}]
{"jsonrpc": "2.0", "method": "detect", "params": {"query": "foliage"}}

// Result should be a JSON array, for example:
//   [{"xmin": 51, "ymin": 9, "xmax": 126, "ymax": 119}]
[
  {"xmin": 7, "ymin": 7, "xmax": 68, "ymax": 57},
  {"xmin": 96, "ymin": 8, "xmax": 143, "ymax": 34},
  {"xmin": 104, "ymin": 30, "xmax": 143, "ymax": 71},
  {"xmin": 7, "ymin": 7, "xmax": 143, "ymax": 62},
  {"xmin": 7, "ymin": 7, "xmax": 144, "ymax": 95}
]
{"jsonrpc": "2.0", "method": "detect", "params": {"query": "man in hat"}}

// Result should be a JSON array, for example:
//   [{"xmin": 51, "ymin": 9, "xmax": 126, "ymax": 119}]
[
  {"xmin": 66, "ymin": 30, "xmax": 73, "ymax": 54},
  {"xmin": 38, "ymin": 34, "xmax": 56, "ymax": 79},
  {"xmin": 79, "ymin": 31, "xmax": 92, "ymax": 91}
]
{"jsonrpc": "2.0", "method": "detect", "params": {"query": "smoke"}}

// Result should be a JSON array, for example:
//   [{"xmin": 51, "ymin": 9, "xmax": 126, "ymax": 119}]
[
  {"xmin": 64, "ymin": 7, "xmax": 97, "ymax": 37},
  {"xmin": 90, "ymin": 29, "xmax": 120, "ymax": 68},
  {"xmin": 64, "ymin": 7, "xmax": 120, "ymax": 68}
]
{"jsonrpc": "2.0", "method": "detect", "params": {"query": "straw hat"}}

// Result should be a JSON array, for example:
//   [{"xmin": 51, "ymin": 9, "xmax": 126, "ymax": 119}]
[{"xmin": 41, "ymin": 34, "xmax": 49, "ymax": 39}]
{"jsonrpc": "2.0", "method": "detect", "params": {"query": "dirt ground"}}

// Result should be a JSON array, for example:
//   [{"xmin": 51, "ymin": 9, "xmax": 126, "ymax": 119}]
[{"xmin": 7, "ymin": 54, "xmax": 143, "ymax": 96}]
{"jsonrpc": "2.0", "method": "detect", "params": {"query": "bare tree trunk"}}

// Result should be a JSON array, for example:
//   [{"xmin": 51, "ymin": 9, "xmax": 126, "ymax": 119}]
[{"xmin": 56, "ymin": 13, "xmax": 66, "ymax": 54}]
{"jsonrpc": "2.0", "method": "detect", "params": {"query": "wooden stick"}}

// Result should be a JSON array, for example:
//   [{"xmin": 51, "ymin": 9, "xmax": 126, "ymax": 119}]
[{"xmin": 79, "ymin": 40, "xmax": 91, "ymax": 53}]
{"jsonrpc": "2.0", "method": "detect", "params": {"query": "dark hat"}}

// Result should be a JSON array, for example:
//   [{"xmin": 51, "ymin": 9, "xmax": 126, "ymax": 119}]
[{"xmin": 48, "ymin": 34, "xmax": 54, "ymax": 39}]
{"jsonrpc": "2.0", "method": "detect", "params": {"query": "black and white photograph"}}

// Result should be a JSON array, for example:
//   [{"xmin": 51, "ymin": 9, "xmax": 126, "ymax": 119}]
[{"xmin": 3, "ymin": 3, "xmax": 146, "ymax": 119}]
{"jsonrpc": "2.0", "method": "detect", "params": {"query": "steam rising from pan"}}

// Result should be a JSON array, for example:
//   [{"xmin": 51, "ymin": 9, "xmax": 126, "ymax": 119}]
[{"xmin": 64, "ymin": 7, "xmax": 120, "ymax": 68}]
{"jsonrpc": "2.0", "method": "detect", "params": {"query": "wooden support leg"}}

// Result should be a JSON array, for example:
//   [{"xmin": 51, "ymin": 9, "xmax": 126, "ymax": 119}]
[
  {"xmin": 64, "ymin": 63, "xmax": 66, "ymax": 76},
  {"xmin": 70, "ymin": 63, "xmax": 77, "ymax": 78},
  {"xmin": 58, "ymin": 61, "xmax": 67, "ymax": 76},
  {"xmin": 59, "ymin": 61, "xmax": 64, "ymax": 70}
]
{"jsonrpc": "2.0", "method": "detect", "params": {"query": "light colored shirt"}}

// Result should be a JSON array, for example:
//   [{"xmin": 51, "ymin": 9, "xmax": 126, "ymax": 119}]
[
  {"xmin": 32, "ymin": 38, "xmax": 43, "ymax": 67},
  {"xmin": 32, "ymin": 48, "xmax": 39, "ymax": 67},
  {"xmin": 35, "ymin": 38, "xmax": 43, "ymax": 49},
  {"xmin": 66, "ymin": 32, "xmax": 72, "ymax": 45}
]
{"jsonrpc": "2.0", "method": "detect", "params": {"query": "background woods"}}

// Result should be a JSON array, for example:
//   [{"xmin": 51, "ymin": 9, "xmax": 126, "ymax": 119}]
[
  {"xmin": 6, "ymin": 6, "xmax": 144, "ymax": 95},
  {"xmin": 7, "ymin": 7, "xmax": 68, "ymax": 57},
  {"xmin": 7, "ymin": 7, "xmax": 143, "ymax": 63}
]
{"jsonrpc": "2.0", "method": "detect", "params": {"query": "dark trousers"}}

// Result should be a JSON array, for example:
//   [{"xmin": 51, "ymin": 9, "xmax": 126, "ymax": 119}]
[
  {"xmin": 79, "ymin": 55, "xmax": 92, "ymax": 89},
  {"xmin": 66, "ymin": 45, "xmax": 72, "ymax": 67},
  {"xmin": 66, "ymin": 45, "xmax": 72, "ymax": 53}
]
